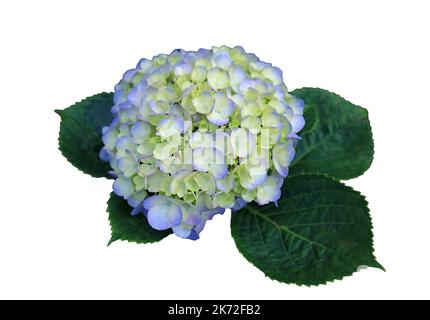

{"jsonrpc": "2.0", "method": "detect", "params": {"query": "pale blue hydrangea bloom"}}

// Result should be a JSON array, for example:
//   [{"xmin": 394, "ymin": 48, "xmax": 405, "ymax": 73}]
[{"xmin": 101, "ymin": 46, "xmax": 305, "ymax": 240}]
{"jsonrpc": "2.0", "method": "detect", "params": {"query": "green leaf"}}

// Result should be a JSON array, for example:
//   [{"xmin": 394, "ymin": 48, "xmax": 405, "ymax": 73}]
[
  {"xmin": 231, "ymin": 174, "xmax": 383, "ymax": 286},
  {"xmin": 56, "ymin": 92, "xmax": 114, "ymax": 178},
  {"xmin": 299, "ymin": 103, "xmax": 319, "ymax": 136},
  {"xmin": 107, "ymin": 193, "xmax": 171, "ymax": 245},
  {"xmin": 290, "ymin": 87, "xmax": 374, "ymax": 180}
]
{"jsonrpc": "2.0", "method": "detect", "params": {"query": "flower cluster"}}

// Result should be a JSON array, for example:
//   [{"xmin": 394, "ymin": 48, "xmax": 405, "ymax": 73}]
[{"xmin": 100, "ymin": 46, "xmax": 305, "ymax": 239}]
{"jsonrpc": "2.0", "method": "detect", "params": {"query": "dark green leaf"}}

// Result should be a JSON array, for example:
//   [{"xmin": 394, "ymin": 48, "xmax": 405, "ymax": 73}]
[
  {"xmin": 290, "ymin": 88, "xmax": 374, "ymax": 180},
  {"xmin": 56, "ymin": 92, "xmax": 114, "ymax": 178},
  {"xmin": 231, "ymin": 174, "xmax": 383, "ymax": 286},
  {"xmin": 107, "ymin": 193, "xmax": 171, "ymax": 245},
  {"xmin": 300, "ymin": 103, "xmax": 319, "ymax": 135}
]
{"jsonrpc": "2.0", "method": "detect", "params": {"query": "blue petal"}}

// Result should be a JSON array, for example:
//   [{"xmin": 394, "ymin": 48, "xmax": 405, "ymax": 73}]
[
  {"xmin": 172, "ymin": 224, "xmax": 193, "ymax": 239},
  {"xmin": 127, "ymin": 84, "xmax": 145, "ymax": 107},
  {"xmin": 204, "ymin": 207, "xmax": 225, "ymax": 220},
  {"xmin": 127, "ymin": 88, "xmax": 140, "ymax": 107},
  {"xmin": 114, "ymin": 90, "xmax": 126, "ymax": 104},
  {"xmin": 194, "ymin": 220, "xmax": 206, "ymax": 234},
  {"xmin": 127, "ymin": 190, "xmax": 147, "ymax": 208},
  {"xmin": 273, "ymin": 85, "xmax": 286, "ymax": 100},
  {"xmin": 143, "ymin": 195, "xmax": 170, "ymax": 210},
  {"xmin": 119, "ymin": 101, "xmax": 133, "ymax": 110},
  {"xmin": 147, "ymin": 205, "xmax": 171, "ymax": 230},
  {"xmin": 287, "ymin": 132, "xmax": 301, "ymax": 140},
  {"xmin": 122, "ymin": 69, "xmax": 137, "ymax": 82},
  {"xmin": 99, "ymin": 147, "xmax": 110, "ymax": 161},
  {"xmin": 115, "ymin": 136, "xmax": 135, "ymax": 155},
  {"xmin": 181, "ymin": 205, "xmax": 202, "ymax": 226},
  {"xmin": 130, "ymin": 122, "xmax": 152, "ymax": 144},
  {"xmin": 187, "ymin": 229, "xmax": 200, "ymax": 240},
  {"xmin": 136, "ymin": 58, "xmax": 152, "ymax": 72},
  {"xmin": 167, "ymin": 205, "xmax": 183, "ymax": 226},
  {"xmin": 231, "ymin": 198, "xmax": 247, "ymax": 211},
  {"xmin": 130, "ymin": 202, "xmax": 146, "ymax": 216}
]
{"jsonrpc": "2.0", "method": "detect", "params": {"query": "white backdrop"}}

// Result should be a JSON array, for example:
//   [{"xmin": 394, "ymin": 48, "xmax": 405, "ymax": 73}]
[{"xmin": 1, "ymin": 0, "xmax": 429, "ymax": 299}]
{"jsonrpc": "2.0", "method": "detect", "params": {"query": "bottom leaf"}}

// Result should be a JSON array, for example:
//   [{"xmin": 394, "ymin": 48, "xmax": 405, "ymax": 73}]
[
  {"xmin": 107, "ymin": 193, "xmax": 171, "ymax": 245},
  {"xmin": 231, "ymin": 174, "xmax": 383, "ymax": 286}
]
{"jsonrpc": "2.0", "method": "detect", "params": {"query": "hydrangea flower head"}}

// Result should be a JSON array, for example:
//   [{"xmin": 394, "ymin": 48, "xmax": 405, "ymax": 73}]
[{"xmin": 100, "ymin": 46, "xmax": 305, "ymax": 240}]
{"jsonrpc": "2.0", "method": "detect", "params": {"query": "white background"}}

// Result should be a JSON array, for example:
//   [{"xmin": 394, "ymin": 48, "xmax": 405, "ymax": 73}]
[{"xmin": 1, "ymin": 0, "xmax": 429, "ymax": 300}]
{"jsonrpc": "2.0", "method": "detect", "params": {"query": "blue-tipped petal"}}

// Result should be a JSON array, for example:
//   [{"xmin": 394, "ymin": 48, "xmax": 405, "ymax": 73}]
[
  {"xmin": 156, "ymin": 116, "xmax": 184, "ymax": 138},
  {"xmin": 215, "ymin": 172, "xmax": 234, "ymax": 192},
  {"xmin": 209, "ymin": 163, "xmax": 228, "ymax": 180},
  {"xmin": 256, "ymin": 174, "xmax": 283, "ymax": 205},
  {"xmin": 287, "ymin": 132, "xmax": 301, "ymax": 140},
  {"xmin": 102, "ymin": 128, "xmax": 118, "ymax": 150},
  {"xmin": 207, "ymin": 67, "xmax": 230, "ymax": 90},
  {"xmin": 192, "ymin": 147, "xmax": 210, "ymax": 172},
  {"xmin": 236, "ymin": 164, "xmax": 267, "ymax": 190},
  {"xmin": 231, "ymin": 128, "xmax": 256, "ymax": 158},
  {"xmin": 290, "ymin": 114, "xmax": 305, "ymax": 133},
  {"xmin": 273, "ymin": 85, "xmax": 286, "ymax": 100},
  {"xmin": 229, "ymin": 65, "xmax": 247, "ymax": 89},
  {"xmin": 206, "ymin": 92, "xmax": 234, "ymax": 126},
  {"xmin": 192, "ymin": 92, "xmax": 214, "ymax": 114},
  {"xmin": 190, "ymin": 132, "xmax": 214, "ymax": 149},
  {"xmin": 272, "ymin": 141, "xmax": 295, "ymax": 177},
  {"xmin": 211, "ymin": 51, "xmax": 233, "ymax": 70},
  {"xmin": 173, "ymin": 62, "xmax": 192, "ymax": 77},
  {"xmin": 113, "ymin": 176, "xmax": 134, "ymax": 198},
  {"xmin": 115, "ymin": 136, "xmax": 135, "ymax": 155},
  {"xmin": 117, "ymin": 156, "xmax": 137, "ymax": 177},
  {"xmin": 149, "ymin": 100, "xmax": 171, "ymax": 114},
  {"xmin": 289, "ymin": 96, "xmax": 305, "ymax": 115},
  {"xmin": 262, "ymin": 66, "xmax": 283, "ymax": 85}
]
